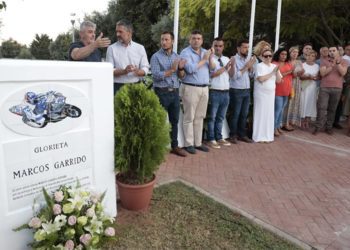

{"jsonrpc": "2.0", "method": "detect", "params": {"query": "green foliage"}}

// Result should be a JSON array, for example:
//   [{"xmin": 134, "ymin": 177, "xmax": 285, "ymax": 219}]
[
  {"xmin": 14, "ymin": 183, "xmax": 116, "ymax": 250},
  {"xmin": 0, "ymin": 1, "xmax": 6, "ymax": 10},
  {"xmin": 87, "ymin": 0, "xmax": 169, "ymax": 57},
  {"xmin": 30, "ymin": 34, "xmax": 52, "ymax": 60},
  {"xmin": 49, "ymin": 33, "xmax": 71, "ymax": 60},
  {"xmin": 114, "ymin": 84, "xmax": 170, "ymax": 184},
  {"xmin": 0, "ymin": 39, "xmax": 25, "ymax": 58},
  {"xmin": 177, "ymin": 0, "xmax": 350, "ymax": 52},
  {"xmin": 17, "ymin": 47, "xmax": 33, "ymax": 59}
]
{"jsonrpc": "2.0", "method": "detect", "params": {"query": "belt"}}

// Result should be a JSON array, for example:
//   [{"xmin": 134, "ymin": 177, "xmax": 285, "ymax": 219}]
[
  {"xmin": 182, "ymin": 82, "xmax": 209, "ymax": 87},
  {"xmin": 114, "ymin": 82, "xmax": 141, "ymax": 85},
  {"xmin": 210, "ymin": 89, "xmax": 229, "ymax": 92},
  {"xmin": 154, "ymin": 87, "xmax": 178, "ymax": 92}
]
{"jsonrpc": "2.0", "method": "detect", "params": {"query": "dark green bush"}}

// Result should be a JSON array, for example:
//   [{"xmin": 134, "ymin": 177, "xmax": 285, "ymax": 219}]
[{"xmin": 115, "ymin": 84, "xmax": 170, "ymax": 184}]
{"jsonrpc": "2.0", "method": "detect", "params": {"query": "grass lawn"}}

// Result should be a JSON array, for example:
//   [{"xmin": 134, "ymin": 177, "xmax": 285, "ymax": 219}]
[{"xmin": 107, "ymin": 181, "xmax": 302, "ymax": 249}]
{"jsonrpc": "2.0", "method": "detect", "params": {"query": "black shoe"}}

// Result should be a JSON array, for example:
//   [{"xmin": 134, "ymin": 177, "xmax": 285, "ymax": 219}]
[
  {"xmin": 238, "ymin": 136, "xmax": 253, "ymax": 143},
  {"xmin": 195, "ymin": 145, "xmax": 209, "ymax": 152},
  {"xmin": 312, "ymin": 127, "xmax": 319, "ymax": 135},
  {"xmin": 228, "ymin": 137, "xmax": 238, "ymax": 144},
  {"xmin": 325, "ymin": 128, "xmax": 334, "ymax": 135},
  {"xmin": 184, "ymin": 146, "xmax": 196, "ymax": 154},
  {"xmin": 333, "ymin": 123, "xmax": 343, "ymax": 129}
]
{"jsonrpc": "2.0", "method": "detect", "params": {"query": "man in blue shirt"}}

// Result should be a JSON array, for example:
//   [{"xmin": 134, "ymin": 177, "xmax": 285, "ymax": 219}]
[
  {"xmin": 228, "ymin": 40, "xmax": 256, "ymax": 144},
  {"xmin": 69, "ymin": 21, "xmax": 110, "ymax": 62},
  {"xmin": 151, "ymin": 31, "xmax": 187, "ymax": 157},
  {"xmin": 179, "ymin": 30, "xmax": 216, "ymax": 154}
]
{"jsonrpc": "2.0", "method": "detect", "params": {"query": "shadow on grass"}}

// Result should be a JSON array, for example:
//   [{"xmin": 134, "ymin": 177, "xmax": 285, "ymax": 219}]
[{"xmin": 107, "ymin": 181, "xmax": 302, "ymax": 249}]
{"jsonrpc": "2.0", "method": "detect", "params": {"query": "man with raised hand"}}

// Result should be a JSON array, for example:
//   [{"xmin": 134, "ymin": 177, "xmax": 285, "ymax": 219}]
[{"xmin": 69, "ymin": 21, "xmax": 110, "ymax": 62}]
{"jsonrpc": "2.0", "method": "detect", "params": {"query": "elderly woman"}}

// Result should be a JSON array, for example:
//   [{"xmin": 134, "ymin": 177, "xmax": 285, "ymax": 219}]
[
  {"xmin": 253, "ymin": 40, "xmax": 272, "ymax": 62},
  {"xmin": 282, "ymin": 46, "xmax": 304, "ymax": 131},
  {"xmin": 253, "ymin": 49, "xmax": 282, "ymax": 143},
  {"xmin": 300, "ymin": 50, "xmax": 320, "ymax": 128},
  {"xmin": 272, "ymin": 48, "xmax": 293, "ymax": 136}
]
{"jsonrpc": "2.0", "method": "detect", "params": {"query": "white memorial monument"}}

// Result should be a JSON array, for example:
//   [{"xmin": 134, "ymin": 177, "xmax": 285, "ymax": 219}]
[{"xmin": 0, "ymin": 59, "xmax": 116, "ymax": 250}]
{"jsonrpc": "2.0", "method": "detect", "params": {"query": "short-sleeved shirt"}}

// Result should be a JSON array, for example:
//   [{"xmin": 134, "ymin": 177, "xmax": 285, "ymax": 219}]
[
  {"xmin": 68, "ymin": 41, "xmax": 101, "ymax": 62},
  {"xmin": 320, "ymin": 59, "xmax": 348, "ymax": 88},
  {"xmin": 210, "ymin": 55, "xmax": 230, "ymax": 90},
  {"xmin": 273, "ymin": 61, "xmax": 293, "ymax": 96}
]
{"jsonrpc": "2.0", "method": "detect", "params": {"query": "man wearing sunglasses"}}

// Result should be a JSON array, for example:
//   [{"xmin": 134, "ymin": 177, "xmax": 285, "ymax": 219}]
[
  {"xmin": 228, "ymin": 40, "xmax": 256, "ymax": 144},
  {"xmin": 207, "ymin": 37, "xmax": 234, "ymax": 149}
]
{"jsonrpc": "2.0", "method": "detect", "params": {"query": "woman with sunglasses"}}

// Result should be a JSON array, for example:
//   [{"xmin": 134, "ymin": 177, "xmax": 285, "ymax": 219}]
[
  {"xmin": 272, "ymin": 48, "xmax": 293, "ymax": 137},
  {"xmin": 253, "ymin": 49, "xmax": 282, "ymax": 143}
]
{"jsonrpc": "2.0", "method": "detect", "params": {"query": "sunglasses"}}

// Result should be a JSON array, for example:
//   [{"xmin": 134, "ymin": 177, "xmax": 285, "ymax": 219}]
[{"xmin": 262, "ymin": 54, "xmax": 272, "ymax": 58}]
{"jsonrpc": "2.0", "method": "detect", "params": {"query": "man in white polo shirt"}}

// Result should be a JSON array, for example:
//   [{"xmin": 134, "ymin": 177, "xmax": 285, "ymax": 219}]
[
  {"xmin": 207, "ymin": 37, "xmax": 235, "ymax": 149},
  {"xmin": 106, "ymin": 19, "xmax": 149, "ymax": 95}
]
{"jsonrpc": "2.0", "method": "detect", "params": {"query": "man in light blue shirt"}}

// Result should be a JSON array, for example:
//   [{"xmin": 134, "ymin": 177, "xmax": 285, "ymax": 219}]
[
  {"xmin": 150, "ymin": 31, "xmax": 187, "ymax": 157},
  {"xmin": 179, "ymin": 30, "xmax": 216, "ymax": 154},
  {"xmin": 228, "ymin": 40, "xmax": 256, "ymax": 144}
]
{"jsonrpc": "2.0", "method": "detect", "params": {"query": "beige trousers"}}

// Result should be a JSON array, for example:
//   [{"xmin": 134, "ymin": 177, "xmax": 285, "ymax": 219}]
[{"xmin": 180, "ymin": 84, "xmax": 209, "ymax": 147}]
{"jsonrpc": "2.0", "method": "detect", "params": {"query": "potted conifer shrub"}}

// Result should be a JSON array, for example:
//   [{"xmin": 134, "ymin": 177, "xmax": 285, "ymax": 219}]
[{"xmin": 114, "ymin": 83, "xmax": 170, "ymax": 211}]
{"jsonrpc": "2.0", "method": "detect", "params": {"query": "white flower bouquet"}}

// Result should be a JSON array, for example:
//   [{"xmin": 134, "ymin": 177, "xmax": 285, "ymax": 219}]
[{"xmin": 14, "ymin": 183, "xmax": 116, "ymax": 250}]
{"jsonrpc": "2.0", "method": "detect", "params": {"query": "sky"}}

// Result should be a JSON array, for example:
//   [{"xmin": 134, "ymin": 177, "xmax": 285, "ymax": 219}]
[{"xmin": 0, "ymin": 0, "xmax": 110, "ymax": 46}]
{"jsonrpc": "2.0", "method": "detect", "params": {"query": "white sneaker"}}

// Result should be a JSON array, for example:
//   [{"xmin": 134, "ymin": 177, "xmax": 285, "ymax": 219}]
[
  {"xmin": 208, "ymin": 140, "xmax": 221, "ymax": 149},
  {"xmin": 217, "ymin": 139, "xmax": 231, "ymax": 146}
]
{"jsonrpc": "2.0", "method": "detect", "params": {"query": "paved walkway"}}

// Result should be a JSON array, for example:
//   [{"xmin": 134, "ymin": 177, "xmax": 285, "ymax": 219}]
[{"xmin": 156, "ymin": 125, "xmax": 350, "ymax": 250}]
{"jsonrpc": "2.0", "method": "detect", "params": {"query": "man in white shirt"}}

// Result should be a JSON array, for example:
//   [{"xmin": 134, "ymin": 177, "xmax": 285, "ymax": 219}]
[
  {"xmin": 207, "ymin": 37, "xmax": 234, "ymax": 149},
  {"xmin": 106, "ymin": 20, "xmax": 150, "ymax": 94}
]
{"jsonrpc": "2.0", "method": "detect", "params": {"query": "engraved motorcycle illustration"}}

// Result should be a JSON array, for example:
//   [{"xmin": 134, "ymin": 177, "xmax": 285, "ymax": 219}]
[{"xmin": 9, "ymin": 91, "xmax": 82, "ymax": 128}]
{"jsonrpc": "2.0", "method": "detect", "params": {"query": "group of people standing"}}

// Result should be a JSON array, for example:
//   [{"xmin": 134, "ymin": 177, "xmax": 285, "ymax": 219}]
[{"xmin": 69, "ymin": 20, "xmax": 350, "ymax": 157}]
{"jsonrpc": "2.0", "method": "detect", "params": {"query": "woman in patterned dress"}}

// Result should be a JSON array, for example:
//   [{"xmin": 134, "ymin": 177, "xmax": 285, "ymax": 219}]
[{"xmin": 282, "ymin": 46, "xmax": 304, "ymax": 131}]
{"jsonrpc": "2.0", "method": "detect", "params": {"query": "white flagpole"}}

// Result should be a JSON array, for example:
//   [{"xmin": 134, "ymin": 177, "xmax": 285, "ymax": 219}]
[
  {"xmin": 173, "ymin": 0, "xmax": 180, "ymax": 53},
  {"xmin": 248, "ymin": 0, "xmax": 256, "ymax": 57},
  {"xmin": 275, "ymin": 0, "xmax": 282, "ymax": 51},
  {"xmin": 214, "ymin": 0, "xmax": 220, "ymax": 38}
]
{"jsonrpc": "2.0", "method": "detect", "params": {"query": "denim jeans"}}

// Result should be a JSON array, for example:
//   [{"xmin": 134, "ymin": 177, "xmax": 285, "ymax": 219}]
[
  {"xmin": 228, "ymin": 88, "xmax": 250, "ymax": 138},
  {"xmin": 275, "ymin": 96, "xmax": 289, "ymax": 129},
  {"xmin": 207, "ymin": 90, "xmax": 230, "ymax": 141},
  {"xmin": 155, "ymin": 89, "xmax": 180, "ymax": 148}
]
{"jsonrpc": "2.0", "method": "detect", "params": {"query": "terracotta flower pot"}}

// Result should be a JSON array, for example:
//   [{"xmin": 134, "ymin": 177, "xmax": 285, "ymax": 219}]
[{"xmin": 116, "ymin": 174, "xmax": 156, "ymax": 211}]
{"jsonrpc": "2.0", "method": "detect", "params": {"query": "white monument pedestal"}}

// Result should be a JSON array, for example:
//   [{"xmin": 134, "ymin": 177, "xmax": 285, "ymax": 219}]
[{"xmin": 0, "ymin": 59, "xmax": 116, "ymax": 250}]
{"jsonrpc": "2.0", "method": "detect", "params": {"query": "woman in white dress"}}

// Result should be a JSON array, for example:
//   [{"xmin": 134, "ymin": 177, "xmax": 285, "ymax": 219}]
[
  {"xmin": 300, "ymin": 50, "xmax": 320, "ymax": 129},
  {"xmin": 253, "ymin": 49, "xmax": 282, "ymax": 142}
]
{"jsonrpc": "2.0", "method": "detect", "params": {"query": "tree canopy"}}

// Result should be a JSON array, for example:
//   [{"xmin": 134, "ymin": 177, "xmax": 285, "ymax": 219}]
[
  {"xmin": 30, "ymin": 34, "xmax": 52, "ymax": 60},
  {"xmin": 177, "ymin": 0, "xmax": 350, "ymax": 53}
]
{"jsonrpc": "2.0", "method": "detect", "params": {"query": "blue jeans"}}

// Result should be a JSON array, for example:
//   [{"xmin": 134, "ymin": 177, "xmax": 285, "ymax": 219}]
[
  {"xmin": 155, "ymin": 89, "xmax": 180, "ymax": 148},
  {"xmin": 207, "ymin": 90, "xmax": 230, "ymax": 141},
  {"xmin": 275, "ymin": 96, "xmax": 289, "ymax": 129},
  {"xmin": 228, "ymin": 88, "xmax": 250, "ymax": 138}
]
